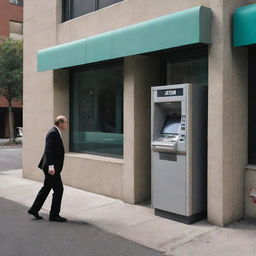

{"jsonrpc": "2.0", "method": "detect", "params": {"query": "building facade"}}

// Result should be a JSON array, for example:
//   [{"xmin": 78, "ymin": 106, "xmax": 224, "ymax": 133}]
[
  {"xmin": 23, "ymin": 0, "xmax": 256, "ymax": 226},
  {"xmin": 0, "ymin": 97, "xmax": 22, "ymax": 138},
  {"xmin": 0, "ymin": 0, "xmax": 23, "ymax": 138},
  {"xmin": 0, "ymin": 0, "xmax": 23, "ymax": 38}
]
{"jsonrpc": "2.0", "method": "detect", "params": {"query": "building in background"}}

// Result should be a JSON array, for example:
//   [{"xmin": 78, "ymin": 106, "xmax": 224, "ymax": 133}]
[
  {"xmin": 23, "ymin": 0, "xmax": 256, "ymax": 226},
  {"xmin": 0, "ymin": 0, "xmax": 23, "ymax": 138}
]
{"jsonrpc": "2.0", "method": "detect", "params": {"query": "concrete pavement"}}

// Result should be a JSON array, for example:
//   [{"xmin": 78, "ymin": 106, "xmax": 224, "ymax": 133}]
[
  {"xmin": 0, "ymin": 169, "xmax": 256, "ymax": 256},
  {"xmin": 0, "ymin": 197, "xmax": 163, "ymax": 256}
]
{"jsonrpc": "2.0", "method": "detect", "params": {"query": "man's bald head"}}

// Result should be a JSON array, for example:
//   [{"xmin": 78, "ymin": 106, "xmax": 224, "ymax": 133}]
[{"xmin": 54, "ymin": 115, "xmax": 68, "ymax": 131}]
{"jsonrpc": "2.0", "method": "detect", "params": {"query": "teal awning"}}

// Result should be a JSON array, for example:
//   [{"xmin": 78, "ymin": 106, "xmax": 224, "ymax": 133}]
[
  {"xmin": 37, "ymin": 6, "xmax": 212, "ymax": 72},
  {"xmin": 233, "ymin": 3, "xmax": 256, "ymax": 47}
]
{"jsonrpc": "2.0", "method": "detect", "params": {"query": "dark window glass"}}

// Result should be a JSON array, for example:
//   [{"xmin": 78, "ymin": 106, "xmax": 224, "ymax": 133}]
[
  {"xmin": 98, "ymin": 0, "xmax": 117, "ymax": 9},
  {"xmin": 249, "ymin": 47, "xmax": 256, "ymax": 164},
  {"xmin": 63, "ymin": 0, "xmax": 124, "ymax": 22},
  {"xmin": 71, "ymin": 0, "xmax": 96, "ymax": 18},
  {"xmin": 166, "ymin": 48, "xmax": 208, "ymax": 86},
  {"xmin": 70, "ymin": 63, "xmax": 124, "ymax": 158}
]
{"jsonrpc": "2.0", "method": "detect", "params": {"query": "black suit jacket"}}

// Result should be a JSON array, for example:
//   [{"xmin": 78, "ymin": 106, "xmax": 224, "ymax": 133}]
[{"xmin": 38, "ymin": 127, "xmax": 65, "ymax": 173}]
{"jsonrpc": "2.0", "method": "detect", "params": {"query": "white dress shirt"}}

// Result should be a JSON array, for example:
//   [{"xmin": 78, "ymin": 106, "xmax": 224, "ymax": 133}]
[
  {"xmin": 48, "ymin": 126, "xmax": 62, "ymax": 170},
  {"xmin": 54, "ymin": 125, "xmax": 62, "ymax": 138}
]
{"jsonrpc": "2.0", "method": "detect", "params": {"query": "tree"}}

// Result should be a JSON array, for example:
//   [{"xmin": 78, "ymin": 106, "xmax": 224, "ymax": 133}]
[{"xmin": 0, "ymin": 37, "xmax": 23, "ymax": 143}]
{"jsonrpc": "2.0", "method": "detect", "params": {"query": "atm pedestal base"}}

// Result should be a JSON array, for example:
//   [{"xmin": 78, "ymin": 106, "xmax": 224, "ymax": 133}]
[{"xmin": 155, "ymin": 208, "xmax": 207, "ymax": 224}]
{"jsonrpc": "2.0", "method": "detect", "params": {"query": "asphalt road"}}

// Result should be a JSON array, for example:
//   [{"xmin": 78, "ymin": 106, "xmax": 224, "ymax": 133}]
[
  {"xmin": 0, "ymin": 146, "xmax": 22, "ymax": 171},
  {"xmin": 0, "ymin": 197, "xmax": 163, "ymax": 256}
]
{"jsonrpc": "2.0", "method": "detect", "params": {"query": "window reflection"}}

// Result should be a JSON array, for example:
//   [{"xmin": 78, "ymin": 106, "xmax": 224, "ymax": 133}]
[{"xmin": 70, "ymin": 63, "xmax": 124, "ymax": 158}]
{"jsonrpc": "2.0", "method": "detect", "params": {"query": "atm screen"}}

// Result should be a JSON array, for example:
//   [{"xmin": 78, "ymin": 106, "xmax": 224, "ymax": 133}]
[{"xmin": 161, "ymin": 115, "xmax": 181, "ymax": 134}]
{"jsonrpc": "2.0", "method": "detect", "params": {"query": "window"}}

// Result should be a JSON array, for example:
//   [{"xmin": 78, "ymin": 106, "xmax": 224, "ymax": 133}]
[
  {"xmin": 70, "ymin": 62, "xmax": 124, "ymax": 158},
  {"xmin": 9, "ymin": 21, "xmax": 23, "ymax": 39},
  {"xmin": 249, "ymin": 47, "xmax": 256, "ymax": 164},
  {"xmin": 71, "ymin": 0, "xmax": 95, "ymax": 18},
  {"xmin": 166, "ymin": 48, "xmax": 208, "ymax": 86},
  {"xmin": 63, "ymin": 0, "xmax": 124, "ymax": 22},
  {"xmin": 9, "ymin": 0, "xmax": 23, "ymax": 6},
  {"xmin": 98, "ymin": 0, "xmax": 119, "ymax": 9}
]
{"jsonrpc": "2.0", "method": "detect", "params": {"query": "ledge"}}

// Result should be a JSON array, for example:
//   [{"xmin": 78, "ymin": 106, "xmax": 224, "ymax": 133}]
[
  {"xmin": 65, "ymin": 152, "xmax": 124, "ymax": 164},
  {"xmin": 245, "ymin": 165, "xmax": 256, "ymax": 171}
]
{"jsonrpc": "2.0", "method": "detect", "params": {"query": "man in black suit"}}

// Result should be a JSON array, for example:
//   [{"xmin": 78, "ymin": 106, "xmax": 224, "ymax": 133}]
[{"xmin": 27, "ymin": 115, "xmax": 68, "ymax": 222}]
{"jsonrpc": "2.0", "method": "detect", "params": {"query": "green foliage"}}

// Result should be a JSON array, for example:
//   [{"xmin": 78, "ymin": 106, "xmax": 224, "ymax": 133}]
[{"xmin": 0, "ymin": 37, "xmax": 23, "ymax": 104}]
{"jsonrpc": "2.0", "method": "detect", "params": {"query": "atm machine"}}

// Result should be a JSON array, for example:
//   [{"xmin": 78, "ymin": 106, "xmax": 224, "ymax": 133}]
[{"xmin": 151, "ymin": 83, "xmax": 207, "ymax": 224}]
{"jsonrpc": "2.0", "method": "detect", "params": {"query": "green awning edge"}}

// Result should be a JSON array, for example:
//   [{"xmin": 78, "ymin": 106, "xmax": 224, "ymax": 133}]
[
  {"xmin": 37, "ymin": 6, "xmax": 212, "ymax": 72},
  {"xmin": 233, "ymin": 3, "xmax": 256, "ymax": 47}
]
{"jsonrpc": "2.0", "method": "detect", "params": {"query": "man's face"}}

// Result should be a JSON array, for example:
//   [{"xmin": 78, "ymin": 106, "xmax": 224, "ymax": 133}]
[{"xmin": 59, "ymin": 119, "xmax": 68, "ymax": 131}]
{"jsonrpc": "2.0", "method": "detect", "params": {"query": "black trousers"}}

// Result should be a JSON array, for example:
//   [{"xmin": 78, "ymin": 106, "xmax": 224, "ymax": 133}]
[{"xmin": 29, "ymin": 171, "xmax": 63, "ymax": 217}]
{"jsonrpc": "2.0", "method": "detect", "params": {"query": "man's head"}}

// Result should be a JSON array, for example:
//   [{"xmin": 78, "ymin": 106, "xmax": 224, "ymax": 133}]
[{"xmin": 54, "ymin": 115, "xmax": 68, "ymax": 131}]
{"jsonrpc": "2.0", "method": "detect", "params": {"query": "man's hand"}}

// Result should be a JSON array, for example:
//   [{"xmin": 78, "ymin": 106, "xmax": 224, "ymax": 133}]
[{"xmin": 48, "ymin": 168, "xmax": 55, "ymax": 175}]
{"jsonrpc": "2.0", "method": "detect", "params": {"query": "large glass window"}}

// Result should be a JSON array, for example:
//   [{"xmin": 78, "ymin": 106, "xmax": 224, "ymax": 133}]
[
  {"xmin": 249, "ymin": 47, "xmax": 256, "ymax": 164},
  {"xmin": 63, "ymin": 0, "xmax": 124, "ymax": 22},
  {"xmin": 70, "ymin": 62, "xmax": 123, "ymax": 158}
]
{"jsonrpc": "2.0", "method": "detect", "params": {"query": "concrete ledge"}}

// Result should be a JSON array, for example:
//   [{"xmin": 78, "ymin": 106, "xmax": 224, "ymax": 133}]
[
  {"xmin": 65, "ymin": 152, "xmax": 123, "ymax": 164},
  {"xmin": 245, "ymin": 165, "xmax": 256, "ymax": 170}
]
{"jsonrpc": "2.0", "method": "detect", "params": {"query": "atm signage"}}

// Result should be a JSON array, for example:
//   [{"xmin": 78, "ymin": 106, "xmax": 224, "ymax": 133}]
[{"xmin": 157, "ymin": 89, "xmax": 183, "ymax": 97}]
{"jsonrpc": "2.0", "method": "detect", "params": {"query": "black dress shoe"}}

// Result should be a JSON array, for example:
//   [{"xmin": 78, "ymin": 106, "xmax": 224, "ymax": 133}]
[
  {"xmin": 27, "ymin": 210, "xmax": 43, "ymax": 220},
  {"xmin": 49, "ymin": 215, "xmax": 67, "ymax": 222}
]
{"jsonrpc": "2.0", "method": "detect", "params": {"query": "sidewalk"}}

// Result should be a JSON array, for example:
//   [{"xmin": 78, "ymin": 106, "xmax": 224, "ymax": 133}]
[{"xmin": 0, "ymin": 169, "xmax": 255, "ymax": 256}]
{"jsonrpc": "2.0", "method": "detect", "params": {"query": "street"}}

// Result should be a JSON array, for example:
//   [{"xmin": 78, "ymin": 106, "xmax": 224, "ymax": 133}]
[{"xmin": 0, "ymin": 145, "xmax": 22, "ymax": 171}]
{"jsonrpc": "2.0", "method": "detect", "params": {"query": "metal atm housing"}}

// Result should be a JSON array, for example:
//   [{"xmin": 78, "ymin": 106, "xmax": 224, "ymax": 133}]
[{"xmin": 151, "ymin": 84, "xmax": 207, "ymax": 223}]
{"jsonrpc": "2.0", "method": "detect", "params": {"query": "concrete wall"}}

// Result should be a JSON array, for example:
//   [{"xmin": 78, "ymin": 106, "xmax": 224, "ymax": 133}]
[
  {"xmin": 123, "ymin": 56, "xmax": 161, "ymax": 204},
  {"xmin": 23, "ymin": 0, "xmax": 59, "ymax": 181},
  {"xmin": 207, "ymin": 0, "xmax": 249, "ymax": 226},
  {"xmin": 23, "ymin": 0, "xmax": 252, "ymax": 225}
]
